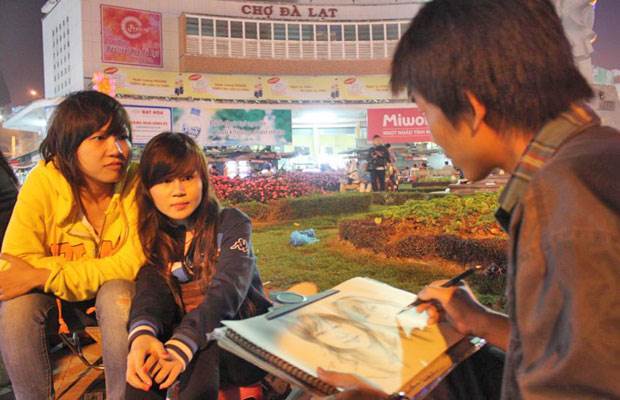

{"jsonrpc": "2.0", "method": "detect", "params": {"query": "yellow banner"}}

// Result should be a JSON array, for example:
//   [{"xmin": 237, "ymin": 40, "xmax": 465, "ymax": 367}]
[{"xmin": 100, "ymin": 67, "xmax": 405, "ymax": 102}]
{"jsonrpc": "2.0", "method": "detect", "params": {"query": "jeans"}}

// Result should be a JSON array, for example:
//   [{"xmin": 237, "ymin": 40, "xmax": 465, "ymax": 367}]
[
  {"xmin": 370, "ymin": 169, "xmax": 386, "ymax": 191},
  {"xmin": 0, "ymin": 280, "xmax": 135, "ymax": 400}
]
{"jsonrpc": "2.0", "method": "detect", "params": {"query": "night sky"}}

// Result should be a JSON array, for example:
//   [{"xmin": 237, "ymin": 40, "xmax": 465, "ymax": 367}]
[{"xmin": 0, "ymin": 0, "xmax": 619, "ymax": 106}]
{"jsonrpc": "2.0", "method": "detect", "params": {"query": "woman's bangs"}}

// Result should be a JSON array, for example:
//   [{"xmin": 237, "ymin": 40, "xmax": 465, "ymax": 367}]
[
  {"xmin": 148, "ymin": 150, "xmax": 199, "ymax": 186},
  {"xmin": 104, "ymin": 112, "xmax": 130, "ymax": 140}
]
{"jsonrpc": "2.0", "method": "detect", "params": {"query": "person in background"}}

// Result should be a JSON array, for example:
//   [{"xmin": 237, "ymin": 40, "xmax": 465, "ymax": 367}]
[
  {"xmin": 126, "ymin": 132, "xmax": 270, "ymax": 399},
  {"xmin": 0, "ymin": 150, "xmax": 18, "ymax": 246},
  {"xmin": 367, "ymin": 135, "xmax": 391, "ymax": 192},
  {"xmin": 408, "ymin": 163, "xmax": 419, "ymax": 183},
  {"xmin": 384, "ymin": 144, "xmax": 399, "ymax": 191},
  {"xmin": 208, "ymin": 164, "xmax": 219, "ymax": 177},
  {"xmin": 345, "ymin": 158, "xmax": 360, "ymax": 185},
  {"xmin": 0, "ymin": 91, "xmax": 145, "ymax": 400},
  {"xmin": 318, "ymin": 0, "xmax": 620, "ymax": 398}
]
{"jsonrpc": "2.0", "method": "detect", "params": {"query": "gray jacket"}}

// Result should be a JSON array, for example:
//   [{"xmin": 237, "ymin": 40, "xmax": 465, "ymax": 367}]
[{"xmin": 497, "ymin": 110, "xmax": 620, "ymax": 399}]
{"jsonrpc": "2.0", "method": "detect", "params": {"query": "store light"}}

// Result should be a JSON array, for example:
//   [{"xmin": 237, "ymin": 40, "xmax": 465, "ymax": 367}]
[{"xmin": 297, "ymin": 111, "xmax": 337, "ymax": 123}]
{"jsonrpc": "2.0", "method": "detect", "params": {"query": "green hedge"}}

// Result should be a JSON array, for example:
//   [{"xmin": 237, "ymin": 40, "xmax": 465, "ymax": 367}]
[
  {"xmin": 370, "ymin": 191, "xmax": 430, "ymax": 205},
  {"xmin": 339, "ymin": 219, "xmax": 507, "ymax": 269},
  {"xmin": 238, "ymin": 192, "xmax": 372, "ymax": 222},
  {"xmin": 286, "ymin": 192, "xmax": 372, "ymax": 219},
  {"xmin": 339, "ymin": 219, "xmax": 396, "ymax": 253}
]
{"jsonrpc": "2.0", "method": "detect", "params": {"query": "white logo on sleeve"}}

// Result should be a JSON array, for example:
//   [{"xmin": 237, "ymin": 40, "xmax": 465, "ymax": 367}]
[{"xmin": 230, "ymin": 238, "xmax": 249, "ymax": 254}]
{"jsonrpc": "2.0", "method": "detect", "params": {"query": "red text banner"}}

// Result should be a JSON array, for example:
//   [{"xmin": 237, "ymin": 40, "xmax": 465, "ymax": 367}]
[{"xmin": 367, "ymin": 108, "xmax": 432, "ymax": 143}]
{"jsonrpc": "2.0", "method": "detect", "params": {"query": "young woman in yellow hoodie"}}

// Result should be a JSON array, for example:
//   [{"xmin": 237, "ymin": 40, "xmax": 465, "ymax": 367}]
[{"xmin": 0, "ymin": 91, "xmax": 145, "ymax": 399}]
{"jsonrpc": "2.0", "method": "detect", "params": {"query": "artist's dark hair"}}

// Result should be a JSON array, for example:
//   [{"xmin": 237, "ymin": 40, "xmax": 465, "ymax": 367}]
[
  {"xmin": 0, "ymin": 150, "xmax": 18, "ymax": 187},
  {"xmin": 137, "ymin": 132, "xmax": 220, "ymax": 303},
  {"xmin": 391, "ymin": 0, "xmax": 593, "ymax": 134},
  {"xmin": 39, "ymin": 90, "xmax": 132, "ymax": 188}
]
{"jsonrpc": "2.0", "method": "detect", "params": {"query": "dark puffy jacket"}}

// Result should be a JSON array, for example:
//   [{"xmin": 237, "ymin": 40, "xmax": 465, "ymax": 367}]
[{"xmin": 128, "ymin": 208, "xmax": 271, "ymax": 360}]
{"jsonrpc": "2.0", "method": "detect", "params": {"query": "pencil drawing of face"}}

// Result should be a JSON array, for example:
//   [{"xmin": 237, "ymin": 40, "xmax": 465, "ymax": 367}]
[
  {"xmin": 286, "ymin": 313, "xmax": 402, "ymax": 377},
  {"xmin": 332, "ymin": 295, "xmax": 402, "ymax": 328}
]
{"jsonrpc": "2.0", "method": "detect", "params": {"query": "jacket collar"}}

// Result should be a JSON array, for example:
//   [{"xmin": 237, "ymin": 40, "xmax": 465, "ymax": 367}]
[
  {"xmin": 495, "ymin": 104, "xmax": 600, "ymax": 232},
  {"xmin": 48, "ymin": 161, "xmax": 137, "ymax": 226}
]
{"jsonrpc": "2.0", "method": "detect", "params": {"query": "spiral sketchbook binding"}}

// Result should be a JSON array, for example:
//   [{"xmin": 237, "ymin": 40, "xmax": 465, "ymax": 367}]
[{"xmin": 225, "ymin": 328, "xmax": 339, "ymax": 396}]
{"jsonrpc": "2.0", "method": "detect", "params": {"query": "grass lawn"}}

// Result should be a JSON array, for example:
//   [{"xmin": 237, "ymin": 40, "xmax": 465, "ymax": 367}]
[{"xmin": 252, "ymin": 206, "xmax": 505, "ymax": 309}]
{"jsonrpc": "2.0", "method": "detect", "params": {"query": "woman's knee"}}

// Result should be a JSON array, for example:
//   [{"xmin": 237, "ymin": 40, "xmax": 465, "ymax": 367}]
[{"xmin": 95, "ymin": 280, "xmax": 135, "ymax": 323}]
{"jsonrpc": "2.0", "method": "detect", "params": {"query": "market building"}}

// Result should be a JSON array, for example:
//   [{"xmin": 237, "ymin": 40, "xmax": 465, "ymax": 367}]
[{"xmin": 3, "ymin": 0, "xmax": 618, "ymax": 175}]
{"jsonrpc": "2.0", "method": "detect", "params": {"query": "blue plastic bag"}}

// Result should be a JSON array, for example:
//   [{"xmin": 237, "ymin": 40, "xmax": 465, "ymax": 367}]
[{"xmin": 290, "ymin": 229, "xmax": 319, "ymax": 246}]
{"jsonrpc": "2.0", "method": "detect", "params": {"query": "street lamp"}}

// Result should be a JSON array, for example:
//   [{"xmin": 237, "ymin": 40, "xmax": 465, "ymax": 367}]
[{"xmin": 29, "ymin": 89, "xmax": 39, "ymax": 98}]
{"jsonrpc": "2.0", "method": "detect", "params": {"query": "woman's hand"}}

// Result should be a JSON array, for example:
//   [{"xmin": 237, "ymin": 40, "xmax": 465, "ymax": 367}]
[
  {"xmin": 314, "ymin": 368, "xmax": 388, "ymax": 400},
  {"xmin": 126, "ymin": 335, "xmax": 167, "ymax": 391},
  {"xmin": 0, "ymin": 253, "xmax": 50, "ymax": 301},
  {"xmin": 153, "ymin": 352, "xmax": 184, "ymax": 390},
  {"xmin": 416, "ymin": 280, "xmax": 510, "ymax": 350}
]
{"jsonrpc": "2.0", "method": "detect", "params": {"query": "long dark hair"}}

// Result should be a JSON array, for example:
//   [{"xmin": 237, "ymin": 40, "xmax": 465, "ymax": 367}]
[
  {"xmin": 137, "ymin": 132, "xmax": 221, "ymax": 299},
  {"xmin": 0, "ymin": 150, "xmax": 18, "ymax": 187},
  {"xmin": 391, "ymin": 0, "xmax": 593, "ymax": 135},
  {"xmin": 40, "ymin": 90, "xmax": 132, "ymax": 192}
]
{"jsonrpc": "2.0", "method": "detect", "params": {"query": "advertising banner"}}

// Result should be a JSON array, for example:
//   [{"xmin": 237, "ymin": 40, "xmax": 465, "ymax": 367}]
[
  {"xmin": 125, "ymin": 105, "xmax": 292, "ymax": 147},
  {"xmin": 101, "ymin": 5, "xmax": 162, "ymax": 67},
  {"xmin": 207, "ymin": 109, "xmax": 292, "ymax": 146},
  {"xmin": 100, "ymin": 67, "xmax": 407, "ymax": 102},
  {"xmin": 102, "ymin": 67, "xmax": 176, "ymax": 97},
  {"xmin": 367, "ymin": 107, "xmax": 432, "ymax": 143},
  {"xmin": 125, "ymin": 105, "xmax": 172, "ymax": 144},
  {"xmin": 342, "ymin": 76, "xmax": 394, "ymax": 101}
]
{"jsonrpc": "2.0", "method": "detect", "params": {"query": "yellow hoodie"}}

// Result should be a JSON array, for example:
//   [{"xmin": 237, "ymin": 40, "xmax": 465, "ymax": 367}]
[{"xmin": 0, "ymin": 160, "xmax": 145, "ymax": 301}]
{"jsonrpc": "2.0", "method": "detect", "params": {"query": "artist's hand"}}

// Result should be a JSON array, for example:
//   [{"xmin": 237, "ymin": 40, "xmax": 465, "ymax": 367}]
[
  {"xmin": 416, "ymin": 280, "xmax": 490, "ymax": 337},
  {"xmin": 0, "ymin": 253, "xmax": 50, "ymax": 301},
  {"xmin": 416, "ymin": 280, "xmax": 510, "ymax": 350},
  {"xmin": 314, "ymin": 368, "xmax": 388, "ymax": 400},
  {"xmin": 126, "ymin": 335, "xmax": 167, "ymax": 391},
  {"xmin": 153, "ymin": 352, "xmax": 184, "ymax": 390}
]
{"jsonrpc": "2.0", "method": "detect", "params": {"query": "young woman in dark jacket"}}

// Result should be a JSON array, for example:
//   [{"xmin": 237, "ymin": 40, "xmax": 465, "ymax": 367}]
[
  {"xmin": 126, "ymin": 132, "xmax": 270, "ymax": 399},
  {"xmin": 0, "ymin": 149, "xmax": 18, "ymax": 246}
]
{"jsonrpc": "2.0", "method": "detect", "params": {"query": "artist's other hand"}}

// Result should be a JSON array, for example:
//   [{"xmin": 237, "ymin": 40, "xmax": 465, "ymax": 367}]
[
  {"xmin": 154, "ymin": 352, "xmax": 184, "ymax": 390},
  {"xmin": 127, "ymin": 335, "xmax": 167, "ymax": 391},
  {"xmin": 0, "ymin": 253, "xmax": 50, "ymax": 301},
  {"xmin": 315, "ymin": 368, "xmax": 388, "ymax": 400}
]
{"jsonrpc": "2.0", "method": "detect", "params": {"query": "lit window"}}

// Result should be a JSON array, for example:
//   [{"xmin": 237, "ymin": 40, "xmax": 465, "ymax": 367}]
[
  {"xmin": 400, "ymin": 23, "xmax": 409, "ymax": 36},
  {"xmin": 330, "ymin": 25, "xmax": 342, "ymax": 41},
  {"xmin": 386, "ymin": 24, "xmax": 398, "ymax": 40},
  {"xmin": 245, "ymin": 22, "xmax": 257, "ymax": 39},
  {"xmin": 230, "ymin": 21, "xmax": 242, "ymax": 38},
  {"xmin": 259, "ymin": 23, "xmax": 271, "ymax": 40},
  {"xmin": 316, "ymin": 25, "xmax": 328, "ymax": 41},
  {"xmin": 287, "ymin": 24, "xmax": 300, "ymax": 41},
  {"xmin": 274, "ymin": 23, "xmax": 286, "ymax": 40},
  {"xmin": 186, "ymin": 17, "xmax": 199, "ymax": 35},
  {"xmin": 372, "ymin": 24, "xmax": 384, "ymax": 41},
  {"xmin": 358, "ymin": 25, "xmax": 370, "ymax": 41},
  {"xmin": 216, "ymin": 20, "xmax": 228, "ymax": 37},
  {"xmin": 201, "ymin": 19, "xmax": 213, "ymax": 36},
  {"xmin": 302, "ymin": 24, "xmax": 313, "ymax": 41}
]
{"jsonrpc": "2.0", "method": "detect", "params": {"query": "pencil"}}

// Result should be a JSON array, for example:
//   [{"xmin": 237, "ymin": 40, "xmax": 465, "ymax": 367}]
[{"xmin": 398, "ymin": 265, "xmax": 484, "ymax": 313}]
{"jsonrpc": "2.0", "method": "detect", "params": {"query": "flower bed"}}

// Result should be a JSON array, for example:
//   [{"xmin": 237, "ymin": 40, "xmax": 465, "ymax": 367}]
[
  {"xmin": 381, "ymin": 192, "xmax": 503, "ymax": 237},
  {"xmin": 339, "ymin": 193, "xmax": 508, "ymax": 270},
  {"xmin": 238, "ymin": 192, "xmax": 372, "ymax": 222},
  {"xmin": 211, "ymin": 172, "xmax": 341, "ymax": 203}
]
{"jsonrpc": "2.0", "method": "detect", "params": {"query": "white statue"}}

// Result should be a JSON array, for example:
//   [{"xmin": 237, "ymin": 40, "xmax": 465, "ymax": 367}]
[{"xmin": 552, "ymin": 0, "xmax": 597, "ymax": 81}]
